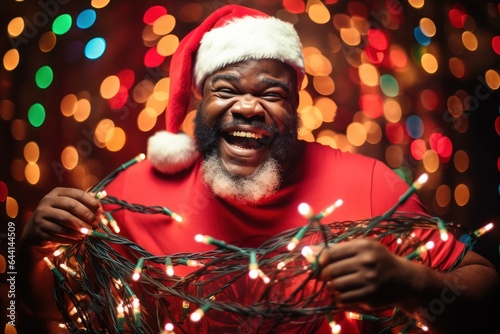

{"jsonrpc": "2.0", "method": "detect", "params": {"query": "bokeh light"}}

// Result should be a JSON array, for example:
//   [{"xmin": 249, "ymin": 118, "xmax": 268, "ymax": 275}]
[{"xmin": 1, "ymin": 1, "xmax": 499, "ymax": 274}]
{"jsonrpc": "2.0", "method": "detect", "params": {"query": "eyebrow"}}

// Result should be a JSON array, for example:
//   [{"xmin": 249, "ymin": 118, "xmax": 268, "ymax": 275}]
[{"xmin": 210, "ymin": 74, "xmax": 291, "ymax": 93}]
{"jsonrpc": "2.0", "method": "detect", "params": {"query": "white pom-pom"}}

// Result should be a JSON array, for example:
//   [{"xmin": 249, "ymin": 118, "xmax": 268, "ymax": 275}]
[{"xmin": 147, "ymin": 131, "xmax": 199, "ymax": 174}]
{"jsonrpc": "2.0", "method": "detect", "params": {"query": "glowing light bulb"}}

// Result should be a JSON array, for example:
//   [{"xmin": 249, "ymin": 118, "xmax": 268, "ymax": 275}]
[
  {"xmin": 248, "ymin": 251, "xmax": 259, "ymax": 279},
  {"xmin": 132, "ymin": 258, "xmax": 145, "ymax": 281},
  {"xmin": 190, "ymin": 304, "xmax": 211, "ymax": 322},
  {"xmin": 95, "ymin": 190, "xmax": 107, "ymax": 199},
  {"xmin": 258, "ymin": 269, "xmax": 271, "ymax": 284},
  {"xmin": 117, "ymin": 303, "xmax": 125, "ymax": 330},
  {"xmin": 132, "ymin": 297, "xmax": 142, "ymax": 327},
  {"xmin": 165, "ymin": 257, "xmax": 174, "ymax": 277},
  {"xmin": 53, "ymin": 246, "xmax": 68, "ymax": 257},
  {"xmin": 80, "ymin": 227, "xmax": 108, "ymax": 239},
  {"xmin": 298, "ymin": 202, "xmax": 314, "ymax": 219},
  {"xmin": 414, "ymin": 173, "xmax": 428, "ymax": 189},
  {"xmin": 301, "ymin": 246, "xmax": 315, "ymax": 263},
  {"xmin": 59, "ymin": 263, "xmax": 78, "ymax": 277},
  {"xmin": 474, "ymin": 222, "xmax": 494, "ymax": 237},
  {"xmin": 329, "ymin": 320, "xmax": 341, "ymax": 334},
  {"xmin": 178, "ymin": 258, "xmax": 203, "ymax": 267},
  {"xmin": 316, "ymin": 199, "xmax": 343, "ymax": 219}
]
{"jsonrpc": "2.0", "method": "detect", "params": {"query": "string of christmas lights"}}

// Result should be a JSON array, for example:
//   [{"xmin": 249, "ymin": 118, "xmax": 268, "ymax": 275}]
[{"xmin": 45, "ymin": 155, "xmax": 493, "ymax": 333}]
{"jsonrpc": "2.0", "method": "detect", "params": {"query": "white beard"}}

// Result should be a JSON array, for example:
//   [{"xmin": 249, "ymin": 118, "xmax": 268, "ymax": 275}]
[{"xmin": 202, "ymin": 153, "xmax": 281, "ymax": 204}]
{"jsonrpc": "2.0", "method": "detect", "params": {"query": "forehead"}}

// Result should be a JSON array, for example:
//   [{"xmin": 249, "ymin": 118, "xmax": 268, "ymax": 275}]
[{"xmin": 211, "ymin": 59, "xmax": 297, "ymax": 85}]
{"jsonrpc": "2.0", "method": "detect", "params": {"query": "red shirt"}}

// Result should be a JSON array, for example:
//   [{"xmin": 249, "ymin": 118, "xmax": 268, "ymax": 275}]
[{"xmin": 103, "ymin": 142, "xmax": 465, "ymax": 333}]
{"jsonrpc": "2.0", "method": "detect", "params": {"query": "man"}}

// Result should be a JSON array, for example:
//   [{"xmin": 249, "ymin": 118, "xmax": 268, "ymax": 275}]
[{"xmin": 20, "ymin": 4, "xmax": 499, "ymax": 334}]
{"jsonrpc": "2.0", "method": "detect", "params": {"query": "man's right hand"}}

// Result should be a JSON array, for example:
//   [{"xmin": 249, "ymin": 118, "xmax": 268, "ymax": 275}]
[{"xmin": 21, "ymin": 187, "xmax": 103, "ymax": 250}]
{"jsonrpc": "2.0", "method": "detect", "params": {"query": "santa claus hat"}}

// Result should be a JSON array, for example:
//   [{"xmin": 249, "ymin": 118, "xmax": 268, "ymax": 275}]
[{"xmin": 147, "ymin": 5, "xmax": 305, "ymax": 173}]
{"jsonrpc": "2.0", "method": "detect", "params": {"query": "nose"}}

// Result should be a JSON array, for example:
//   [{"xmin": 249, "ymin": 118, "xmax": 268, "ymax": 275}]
[{"xmin": 231, "ymin": 94, "xmax": 264, "ymax": 118}]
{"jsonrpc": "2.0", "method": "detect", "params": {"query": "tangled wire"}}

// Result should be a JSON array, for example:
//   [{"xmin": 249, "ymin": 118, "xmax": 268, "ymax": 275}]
[{"xmin": 45, "ymin": 156, "xmax": 478, "ymax": 334}]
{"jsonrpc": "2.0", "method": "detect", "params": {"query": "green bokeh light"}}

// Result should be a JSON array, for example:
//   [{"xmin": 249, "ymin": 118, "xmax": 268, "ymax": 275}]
[
  {"xmin": 52, "ymin": 14, "xmax": 72, "ymax": 35},
  {"xmin": 28, "ymin": 103, "xmax": 46, "ymax": 127},
  {"xmin": 380, "ymin": 74, "xmax": 399, "ymax": 97},
  {"xmin": 35, "ymin": 65, "xmax": 53, "ymax": 89}
]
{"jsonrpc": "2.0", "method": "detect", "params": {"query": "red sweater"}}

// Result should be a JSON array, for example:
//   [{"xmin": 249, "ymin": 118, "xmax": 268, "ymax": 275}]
[{"xmin": 103, "ymin": 142, "xmax": 464, "ymax": 333}]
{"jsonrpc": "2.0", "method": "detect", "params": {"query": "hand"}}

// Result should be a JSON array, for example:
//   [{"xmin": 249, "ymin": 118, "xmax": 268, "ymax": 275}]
[
  {"xmin": 317, "ymin": 239, "xmax": 418, "ymax": 312},
  {"xmin": 21, "ymin": 187, "xmax": 103, "ymax": 250}
]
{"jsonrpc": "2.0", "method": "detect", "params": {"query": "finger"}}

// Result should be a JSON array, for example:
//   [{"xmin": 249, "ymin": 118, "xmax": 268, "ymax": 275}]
[
  {"xmin": 40, "ymin": 206, "xmax": 97, "ymax": 232},
  {"xmin": 50, "ymin": 191, "xmax": 102, "ymax": 228}
]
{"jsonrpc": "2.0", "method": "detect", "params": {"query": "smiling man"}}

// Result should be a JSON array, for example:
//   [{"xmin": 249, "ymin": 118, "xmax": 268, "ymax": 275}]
[{"xmin": 19, "ymin": 4, "xmax": 499, "ymax": 334}]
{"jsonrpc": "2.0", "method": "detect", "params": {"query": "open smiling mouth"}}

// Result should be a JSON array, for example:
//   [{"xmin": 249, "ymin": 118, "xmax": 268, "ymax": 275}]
[{"xmin": 222, "ymin": 131, "xmax": 273, "ymax": 150}]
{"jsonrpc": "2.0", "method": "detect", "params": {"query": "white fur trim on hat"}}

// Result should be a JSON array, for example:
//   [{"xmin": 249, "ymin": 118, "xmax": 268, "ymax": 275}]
[
  {"xmin": 147, "ymin": 131, "xmax": 199, "ymax": 174},
  {"xmin": 193, "ymin": 16, "xmax": 305, "ymax": 97}
]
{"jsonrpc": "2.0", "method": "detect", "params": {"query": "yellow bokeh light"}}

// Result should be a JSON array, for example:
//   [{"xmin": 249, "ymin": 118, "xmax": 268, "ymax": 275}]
[
  {"xmin": 1, "ymin": 99, "xmax": 15, "ymax": 121},
  {"xmin": 304, "ymin": 53, "xmax": 332, "ymax": 76},
  {"xmin": 74, "ymin": 99, "xmax": 91, "ymax": 122},
  {"xmin": 60, "ymin": 94, "xmax": 78, "ymax": 117},
  {"xmin": 422, "ymin": 149, "xmax": 439, "ymax": 173},
  {"xmin": 133, "ymin": 80, "xmax": 154, "ymax": 103},
  {"xmin": 11, "ymin": 159, "xmax": 25, "ymax": 181},
  {"xmin": 61, "ymin": 146, "xmax": 79, "ymax": 170},
  {"xmin": 453, "ymin": 149, "xmax": 469, "ymax": 172},
  {"xmin": 182, "ymin": 109, "xmax": 197, "ymax": 136},
  {"xmin": 358, "ymin": 63, "xmax": 379, "ymax": 87},
  {"xmin": 461, "ymin": 31, "xmax": 478, "ymax": 51},
  {"xmin": 307, "ymin": 0, "xmax": 331, "ymax": 24},
  {"xmin": 316, "ymin": 130, "xmax": 338, "ymax": 148},
  {"xmin": 300, "ymin": 105, "xmax": 323, "ymax": 130},
  {"xmin": 146, "ymin": 92, "xmax": 168, "ymax": 116},
  {"xmin": 298, "ymin": 90, "xmax": 313, "ymax": 112},
  {"xmin": 10, "ymin": 119, "xmax": 27, "ymax": 141},
  {"xmin": 91, "ymin": 0, "xmax": 110, "ymax": 9},
  {"xmin": 23, "ymin": 141, "xmax": 40, "ymax": 163},
  {"xmin": 340, "ymin": 27, "xmax": 361, "ymax": 46},
  {"xmin": 298, "ymin": 127, "xmax": 314, "ymax": 142},
  {"xmin": 385, "ymin": 145, "xmax": 404, "ymax": 168},
  {"xmin": 485, "ymin": 69, "xmax": 499, "ymax": 90},
  {"xmin": 100, "ymin": 75, "xmax": 121, "ymax": 99},
  {"xmin": 346, "ymin": 122, "xmax": 367, "ymax": 147},
  {"xmin": 39, "ymin": 31, "xmax": 57, "ymax": 52},
  {"xmin": 316, "ymin": 136, "xmax": 336, "ymax": 148},
  {"xmin": 364, "ymin": 120, "xmax": 382, "ymax": 144},
  {"xmin": 419, "ymin": 18, "xmax": 436, "ymax": 37},
  {"xmin": 446, "ymin": 95, "xmax": 463, "ymax": 118},
  {"xmin": 6, "ymin": 196, "xmax": 19, "ymax": 219},
  {"xmin": 314, "ymin": 97, "xmax": 337, "ymax": 122},
  {"xmin": 137, "ymin": 107, "xmax": 158, "ymax": 132},
  {"xmin": 152, "ymin": 14, "xmax": 176, "ymax": 36},
  {"xmin": 448, "ymin": 57, "xmax": 465, "ymax": 78},
  {"xmin": 142, "ymin": 25, "xmax": 159, "ymax": 44},
  {"xmin": 94, "ymin": 118, "xmax": 115, "ymax": 146},
  {"xmin": 383, "ymin": 99, "xmax": 402, "ymax": 123},
  {"xmin": 435, "ymin": 184, "xmax": 451, "ymax": 208},
  {"xmin": 332, "ymin": 13, "xmax": 351, "ymax": 30},
  {"xmin": 454, "ymin": 183, "xmax": 470, "ymax": 206},
  {"xmin": 157, "ymin": 34, "xmax": 179, "ymax": 56},
  {"xmin": 421, "ymin": 53, "xmax": 438, "ymax": 74},
  {"xmin": 8, "ymin": 17, "xmax": 24, "ymax": 37},
  {"xmin": 3, "ymin": 49, "xmax": 20, "ymax": 71},
  {"xmin": 408, "ymin": 0, "xmax": 425, "ymax": 8},
  {"xmin": 313, "ymin": 76, "xmax": 335, "ymax": 96},
  {"xmin": 105, "ymin": 127, "xmax": 126, "ymax": 152},
  {"xmin": 25, "ymin": 163, "xmax": 41, "ymax": 185}
]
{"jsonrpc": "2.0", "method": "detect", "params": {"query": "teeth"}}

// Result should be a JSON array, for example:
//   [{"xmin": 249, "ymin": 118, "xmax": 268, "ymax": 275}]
[{"xmin": 229, "ymin": 131, "xmax": 263, "ymax": 139}]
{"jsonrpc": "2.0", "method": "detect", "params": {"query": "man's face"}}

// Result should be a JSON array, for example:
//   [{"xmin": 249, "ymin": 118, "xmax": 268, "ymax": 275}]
[{"xmin": 194, "ymin": 59, "xmax": 300, "ymax": 178}]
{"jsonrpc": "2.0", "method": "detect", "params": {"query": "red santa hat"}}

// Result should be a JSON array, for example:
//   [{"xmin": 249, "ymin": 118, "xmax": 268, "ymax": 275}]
[{"xmin": 147, "ymin": 5, "xmax": 305, "ymax": 173}]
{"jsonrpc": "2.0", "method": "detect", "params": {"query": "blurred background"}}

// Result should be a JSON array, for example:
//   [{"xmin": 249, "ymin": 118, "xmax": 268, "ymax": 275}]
[{"xmin": 0, "ymin": 0, "xmax": 499, "ymax": 302}]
